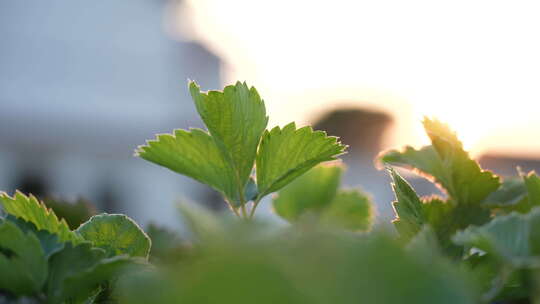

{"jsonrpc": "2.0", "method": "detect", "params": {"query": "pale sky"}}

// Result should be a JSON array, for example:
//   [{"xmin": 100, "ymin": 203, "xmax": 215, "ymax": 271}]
[{"xmin": 170, "ymin": 0, "xmax": 540, "ymax": 157}]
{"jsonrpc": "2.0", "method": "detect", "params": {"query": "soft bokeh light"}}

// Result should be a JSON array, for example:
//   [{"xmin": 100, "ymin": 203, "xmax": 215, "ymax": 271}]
[{"xmin": 174, "ymin": 0, "xmax": 540, "ymax": 157}]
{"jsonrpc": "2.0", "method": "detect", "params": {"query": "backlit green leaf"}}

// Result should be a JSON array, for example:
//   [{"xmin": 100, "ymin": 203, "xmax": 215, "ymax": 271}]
[
  {"xmin": 0, "ymin": 191, "xmax": 81, "ymax": 243},
  {"xmin": 389, "ymin": 168, "xmax": 424, "ymax": 241},
  {"xmin": 77, "ymin": 214, "xmax": 151, "ymax": 259},
  {"xmin": 453, "ymin": 208, "xmax": 540, "ymax": 267},
  {"xmin": 381, "ymin": 118, "xmax": 500, "ymax": 205},
  {"xmin": 135, "ymin": 128, "xmax": 239, "ymax": 203},
  {"xmin": 256, "ymin": 122, "xmax": 346, "ymax": 197},
  {"xmin": 190, "ymin": 81, "xmax": 268, "ymax": 193}
]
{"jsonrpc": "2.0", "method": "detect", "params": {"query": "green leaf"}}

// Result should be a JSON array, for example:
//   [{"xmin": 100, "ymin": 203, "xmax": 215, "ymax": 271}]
[
  {"xmin": 135, "ymin": 128, "xmax": 239, "ymax": 203},
  {"xmin": 321, "ymin": 190, "xmax": 374, "ymax": 232},
  {"xmin": 62, "ymin": 255, "xmax": 145, "ymax": 304},
  {"xmin": 273, "ymin": 165, "xmax": 342, "ymax": 221},
  {"xmin": 388, "ymin": 168, "xmax": 425, "ymax": 241},
  {"xmin": 77, "ymin": 214, "xmax": 151, "ymax": 259},
  {"xmin": 0, "ymin": 221, "xmax": 47, "ymax": 295},
  {"xmin": 46, "ymin": 242, "xmax": 106, "ymax": 303},
  {"xmin": 46, "ymin": 242, "xmax": 143, "ymax": 304},
  {"xmin": 482, "ymin": 177, "xmax": 530, "ymax": 213},
  {"xmin": 43, "ymin": 197, "xmax": 97, "ymax": 230},
  {"xmin": 453, "ymin": 207, "xmax": 540, "ymax": 267},
  {"xmin": 524, "ymin": 171, "xmax": 540, "ymax": 207},
  {"xmin": 256, "ymin": 122, "xmax": 346, "ymax": 197},
  {"xmin": 0, "ymin": 191, "xmax": 81, "ymax": 243},
  {"xmin": 190, "ymin": 81, "xmax": 268, "ymax": 193},
  {"xmin": 6, "ymin": 215, "xmax": 65, "ymax": 259},
  {"xmin": 381, "ymin": 118, "xmax": 500, "ymax": 205}
]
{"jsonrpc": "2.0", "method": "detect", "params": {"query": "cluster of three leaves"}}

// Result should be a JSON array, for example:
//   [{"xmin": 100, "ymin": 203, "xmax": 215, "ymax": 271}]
[
  {"xmin": 0, "ymin": 191, "xmax": 150, "ymax": 303},
  {"xmin": 136, "ymin": 82, "xmax": 346, "ymax": 213}
]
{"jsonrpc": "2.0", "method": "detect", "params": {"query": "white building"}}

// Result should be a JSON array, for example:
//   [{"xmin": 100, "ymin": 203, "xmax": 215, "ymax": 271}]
[{"xmin": 0, "ymin": 0, "xmax": 223, "ymax": 228}]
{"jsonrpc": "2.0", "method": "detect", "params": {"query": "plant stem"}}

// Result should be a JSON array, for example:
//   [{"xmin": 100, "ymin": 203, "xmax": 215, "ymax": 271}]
[
  {"xmin": 238, "ymin": 184, "xmax": 248, "ymax": 219},
  {"xmin": 248, "ymin": 196, "xmax": 262, "ymax": 219}
]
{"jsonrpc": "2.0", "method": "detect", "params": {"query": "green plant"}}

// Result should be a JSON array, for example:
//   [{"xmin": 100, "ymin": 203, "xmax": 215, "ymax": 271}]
[
  {"xmin": 136, "ymin": 81, "xmax": 349, "ymax": 220},
  {"xmin": 0, "ymin": 192, "xmax": 150, "ymax": 303},
  {"xmin": 3, "ymin": 81, "xmax": 540, "ymax": 303}
]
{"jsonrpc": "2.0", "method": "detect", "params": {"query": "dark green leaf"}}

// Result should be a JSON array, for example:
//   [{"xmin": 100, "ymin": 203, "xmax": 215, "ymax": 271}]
[
  {"xmin": 46, "ymin": 242, "xmax": 106, "ymax": 303},
  {"xmin": 0, "ymin": 221, "xmax": 47, "ymax": 295},
  {"xmin": 6, "ymin": 215, "xmax": 64, "ymax": 259}
]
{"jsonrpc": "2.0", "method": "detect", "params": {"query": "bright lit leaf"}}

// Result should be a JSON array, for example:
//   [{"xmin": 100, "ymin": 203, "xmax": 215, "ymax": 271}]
[
  {"xmin": 190, "ymin": 81, "xmax": 268, "ymax": 193},
  {"xmin": 389, "ymin": 168, "xmax": 424, "ymax": 241},
  {"xmin": 0, "ymin": 191, "xmax": 81, "ymax": 243},
  {"xmin": 256, "ymin": 123, "xmax": 346, "ymax": 197},
  {"xmin": 135, "ymin": 128, "xmax": 239, "ymax": 203},
  {"xmin": 381, "ymin": 118, "xmax": 500, "ymax": 205}
]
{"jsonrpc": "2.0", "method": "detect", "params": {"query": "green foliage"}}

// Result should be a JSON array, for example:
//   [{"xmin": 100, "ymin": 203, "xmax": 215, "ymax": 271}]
[
  {"xmin": 256, "ymin": 123, "xmax": 346, "ymax": 197},
  {"xmin": 5, "ymin": 80, "xmax": 540, "ymax": 303},
  {"xmin": 321, "ymin": 190, "xmax": 373, "ymax": 231},
  {"xmin": 0, "ymin": 192, "xmax": 149, "ymax": 303},
  {"xmin": 388, "ymin": 168, "xmax": 424, "ymax": 241},
  {"xmin": 453, "ymin": 208, "xmax": 540, "ymax": 267},
  {"xmin": 138, "ymin": 82, "xmax": 345, "ymax": 218},
  {"xmin": 77, "ymin": 214, "xmax": 151, "ymax": 259},
  {"xmin": 0, "ymin": 221, "xmax": 47, "ymax": 295},
  {"xmin": 43, "ymin": 197, "xmax": 96, "ymax": 230},
  {"xmin": 190, "ymin": 81, "xmax": 268, "ymax": 196},
  {"xmin": 273, "ymin": 165, "xmax": 342, "ymax": 221},
  {"xmin": 136, "ymin": 128, "xmax": 240, "ymax": 205},
  {"xmin": 117, "ymin": 219, "xmax": 476, "ymax": 304},
  {"xmin": 382, "ymin": 119, "xmax": 498, "ymax": 252},
  {"xmin": 382, "ymin": 118, "xmax": 500, "ymax": 205},
  {"xmin": 0, "ymin": 191, "xmax": 81, "ymax": 243},
  {"xmin": 272, "ymin": 164, "xmax": 373, "ymax": 231}
]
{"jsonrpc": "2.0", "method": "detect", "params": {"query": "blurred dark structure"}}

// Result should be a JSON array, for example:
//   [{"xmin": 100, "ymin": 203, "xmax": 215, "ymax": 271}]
[
  {"xmin": 479, "ymin": 154, "xmax": 540, "ymax": 177},
  {"xmin": 0, "ymin": 0, "xmax": 224, "ymax": 228},
  {"xmin": 312, "ymin": 108, "xmax": 396, "ymax": 222},
  {"xmin": 313, "ymin": 108, "xmax": 441, "ymax": 223},
  {"xmin": 314, "ymin": 109, "xmax": 392, "ymax": 158}
]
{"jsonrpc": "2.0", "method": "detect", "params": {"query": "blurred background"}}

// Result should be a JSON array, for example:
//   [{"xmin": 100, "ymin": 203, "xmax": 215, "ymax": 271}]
[{"xmin": 1, "ymin": 0, "xmax": 539, "ymax": 228}]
